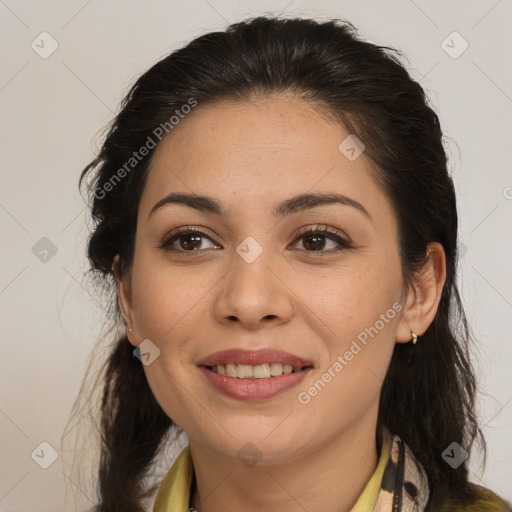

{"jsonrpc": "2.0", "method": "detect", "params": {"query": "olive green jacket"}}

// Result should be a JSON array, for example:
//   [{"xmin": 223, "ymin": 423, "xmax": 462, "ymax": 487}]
[{"xmin": 425, "ymin": 483, "xmax": 511, "ymax": 511}]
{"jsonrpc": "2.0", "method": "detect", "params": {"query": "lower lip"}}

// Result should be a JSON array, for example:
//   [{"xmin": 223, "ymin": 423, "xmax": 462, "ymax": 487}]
[{"xmin": 199, "ymin": 366, "xmax": 312, "ymax": 401}]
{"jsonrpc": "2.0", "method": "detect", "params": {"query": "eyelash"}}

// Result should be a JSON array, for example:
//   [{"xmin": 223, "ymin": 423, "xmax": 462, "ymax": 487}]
[{"xmin": 157, "ymin": 224, "xmax": 353, "ymax": 256}]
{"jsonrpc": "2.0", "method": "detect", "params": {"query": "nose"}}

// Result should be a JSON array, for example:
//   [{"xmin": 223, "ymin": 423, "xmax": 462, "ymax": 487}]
[{"xmin": 213, "ymin": 247, "xmax": 294, "ymax": 330}]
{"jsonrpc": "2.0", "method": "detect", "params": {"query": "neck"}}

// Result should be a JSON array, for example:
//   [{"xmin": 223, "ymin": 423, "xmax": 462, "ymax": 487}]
[{"xmin": 189, "ymin": 413, "xmax": 380, "ymax": 512}]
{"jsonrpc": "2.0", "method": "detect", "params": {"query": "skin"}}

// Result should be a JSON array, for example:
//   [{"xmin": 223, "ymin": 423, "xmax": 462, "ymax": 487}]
[{"xmin": 115, "ymin": 94, "xmax": 446, "ymax": 512}]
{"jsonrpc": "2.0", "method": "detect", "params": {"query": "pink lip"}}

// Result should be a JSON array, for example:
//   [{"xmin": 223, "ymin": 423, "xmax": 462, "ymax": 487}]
[
  {"xmin": 196, "ymin": 348, "xmax": 313, "ymax": 368},
  {"xmin": 196, "ymin": 348, "xmax": 314, "ymax": 401},
  {"xmin": 198, "ymin": 366, "xmax": 313, "ymax": 401}
]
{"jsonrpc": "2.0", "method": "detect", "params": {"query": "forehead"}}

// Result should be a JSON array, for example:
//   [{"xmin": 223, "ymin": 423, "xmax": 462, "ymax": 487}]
[{"xmin": 139, "ymin": 95, "xmax": 392, "ymax": 223}]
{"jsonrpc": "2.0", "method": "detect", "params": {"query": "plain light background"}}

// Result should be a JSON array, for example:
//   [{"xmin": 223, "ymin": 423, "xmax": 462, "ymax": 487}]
[{"xmin": 1, "ymin": 0, "xmax": 511, "ymax": 510}]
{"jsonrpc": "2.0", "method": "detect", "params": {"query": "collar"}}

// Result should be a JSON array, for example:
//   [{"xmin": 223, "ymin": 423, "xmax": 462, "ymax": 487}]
[{"xmin": 153, "ymin": 427, "xmax": 429, "ymax": 512}]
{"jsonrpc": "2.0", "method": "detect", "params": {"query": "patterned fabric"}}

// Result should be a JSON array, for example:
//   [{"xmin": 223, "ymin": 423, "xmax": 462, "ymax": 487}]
[
  {"xmin": 153, "ymin": 427, "xmax": 431, "ymax": 511},
  {"xmin": 374, "ymin": 433, "xmax": 430, "ymax": 511}
]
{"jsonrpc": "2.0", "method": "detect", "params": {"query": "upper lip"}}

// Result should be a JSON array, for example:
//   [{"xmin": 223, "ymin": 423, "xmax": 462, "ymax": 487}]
[{"xmin": 196, "ymin": 348, "xmax": 313, "ymax": 368}]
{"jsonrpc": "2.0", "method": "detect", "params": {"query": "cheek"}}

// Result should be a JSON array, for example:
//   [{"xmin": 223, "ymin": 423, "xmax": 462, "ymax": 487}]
[
  {"xmin": 293, "ymin": 252, "xmax": 403, "ymax": 344},
  {"xmin": 297, "ymin": 252, "xmax": 402, "ymax": 396},
  {"xmin": 130, "ymin": 254, "xmax": 208, "ymax": 426},
  {"xmin": 294, "ymin": 290, "xmax": 399, "ymax": 431},
  {"xmin": 131, "ymin": 249, "xmax": 214, "ymax": 342}
]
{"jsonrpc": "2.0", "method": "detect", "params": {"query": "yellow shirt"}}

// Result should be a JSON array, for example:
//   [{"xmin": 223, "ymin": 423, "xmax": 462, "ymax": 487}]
[{"xmin": 154, "ymin": 427, "xmax": 391, "ymax": 512}]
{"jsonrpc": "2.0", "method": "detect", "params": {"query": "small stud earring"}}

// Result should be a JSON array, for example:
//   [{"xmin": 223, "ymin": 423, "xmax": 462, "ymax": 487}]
[
  {"xmin": 411, "ymin": 332, "xmax": 418, "ymax": 345},
  {"xmin": 128, "ymin": 328, "xmax": 133, "ymax": 332}
]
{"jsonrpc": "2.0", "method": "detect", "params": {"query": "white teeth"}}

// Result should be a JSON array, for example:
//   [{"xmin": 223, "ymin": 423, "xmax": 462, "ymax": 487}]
[
  {"xmin": 225, "ymin": 363, "xmax": 237, "ymax": 377},
  {"xmin": 236, "ymin": 364, "xmax": 253, "ymax": 379},
  {"xmin": 253, "ymin": 364, "xmax": 271, "ymax": 379},
  {"xmin": 211, "ymin": 362, "xmax": 304, "ymax": 379},
  {"xmin": 270, "ymin": 363, "xmax": 283, "ymax": 376}
]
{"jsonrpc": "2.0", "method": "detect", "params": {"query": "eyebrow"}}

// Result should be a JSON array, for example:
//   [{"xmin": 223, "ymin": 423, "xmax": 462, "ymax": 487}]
[{"xmin": 147, "ymin": 191, "xmax": 371, "ymax": 222}]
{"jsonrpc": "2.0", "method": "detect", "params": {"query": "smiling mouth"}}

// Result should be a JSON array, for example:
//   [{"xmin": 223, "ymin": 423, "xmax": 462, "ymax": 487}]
[{"xmin": 204, "ymin": 363, "xmax": 313, "ymax": 379}]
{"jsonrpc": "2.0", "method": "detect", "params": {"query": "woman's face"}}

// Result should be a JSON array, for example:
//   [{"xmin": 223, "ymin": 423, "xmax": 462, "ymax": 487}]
[{"xmin": 119, "ymin": 95, "xmax": 410, "ymax": 463}]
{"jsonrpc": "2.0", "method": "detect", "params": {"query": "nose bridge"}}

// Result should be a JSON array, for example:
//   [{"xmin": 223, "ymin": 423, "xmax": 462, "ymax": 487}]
[
  {"xmin": 230, "ymin": 233, "xmax": 276, "ymax": 299},
  {"xmin": 216, "ymin": 233, "xmax": 293, "ymax": 326},
  {"xmin": 235, "ymin": 234, "xmax": 266, "ymax": 266}
]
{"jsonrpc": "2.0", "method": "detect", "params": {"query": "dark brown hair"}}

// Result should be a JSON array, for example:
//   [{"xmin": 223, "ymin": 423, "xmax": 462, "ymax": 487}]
[{"xmin": 74, "ymin": 15, "xmax": 487, "ymax": 511}]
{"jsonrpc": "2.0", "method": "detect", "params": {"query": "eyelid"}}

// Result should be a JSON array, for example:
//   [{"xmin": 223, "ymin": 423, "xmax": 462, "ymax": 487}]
[{"xmin": 161, "ymin": 225, "xmax": 218, "ymax": 241}]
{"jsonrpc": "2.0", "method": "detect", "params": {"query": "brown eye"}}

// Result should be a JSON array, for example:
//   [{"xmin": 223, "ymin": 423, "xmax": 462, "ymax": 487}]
[
  {"xmin": 290, "ymin": 226, "xmax": 352, "ymax": 253},
  {"xmin": 159, "ymin": 228, "xmax": 220, "ymax": 253}
]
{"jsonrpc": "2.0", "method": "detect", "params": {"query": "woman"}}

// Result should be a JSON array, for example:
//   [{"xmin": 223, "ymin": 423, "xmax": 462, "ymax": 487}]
[{"xmin": 76, "ymin": 15, "xmax": 511, "ymax": 512}]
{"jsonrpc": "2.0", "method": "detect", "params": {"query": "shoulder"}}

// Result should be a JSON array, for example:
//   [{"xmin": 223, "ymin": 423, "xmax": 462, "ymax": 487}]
[{"xmin": 426, "ymin": 483, "xmax": 511, "ymax": 512}]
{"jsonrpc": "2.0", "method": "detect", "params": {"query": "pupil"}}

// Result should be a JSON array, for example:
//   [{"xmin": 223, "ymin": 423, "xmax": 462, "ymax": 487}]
[
  {"xmin": 182, "ymin": 234, "xmax": 202, "ymax": 250},
  {"xmin": 304, "ymin": 235, "xmax": 325, "ymax": 251}
]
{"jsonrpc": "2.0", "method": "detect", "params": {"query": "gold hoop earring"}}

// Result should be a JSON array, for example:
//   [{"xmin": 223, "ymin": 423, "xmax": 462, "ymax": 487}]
[{"xmin": 411, "ymin": 332, "xmax": 418, "ymax": 345}]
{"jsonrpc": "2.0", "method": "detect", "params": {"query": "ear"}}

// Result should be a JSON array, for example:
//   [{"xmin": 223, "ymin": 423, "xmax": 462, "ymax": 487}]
[
  {"xmin": 395, "ymin": 242, "xmax": 447, "ymax": 344},
  {"xmin": 113, "ymin": 254, "xmax": 139, "ymax": 347}
]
